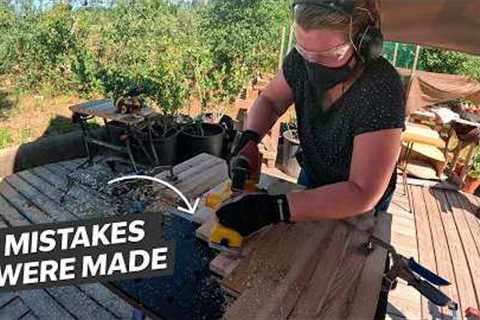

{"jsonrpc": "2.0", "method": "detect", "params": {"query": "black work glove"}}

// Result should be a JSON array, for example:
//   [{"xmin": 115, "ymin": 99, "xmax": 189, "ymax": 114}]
[
  {"xmin": 232, "ymin": 130, "xmax": 261, "ymax": 157},
  {"xmin": 229, "ymin": 130, "xmax": 262, "ymax": 190},
  {"xmin": 216, "ymin": 193, "xmax": 291, "ymax": 237}
]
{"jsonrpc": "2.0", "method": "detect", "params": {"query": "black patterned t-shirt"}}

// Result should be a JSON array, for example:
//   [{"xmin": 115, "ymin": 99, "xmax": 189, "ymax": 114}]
[{"xmin": 282, "ymin": 48, "xmax": 405, "ymax": 204}]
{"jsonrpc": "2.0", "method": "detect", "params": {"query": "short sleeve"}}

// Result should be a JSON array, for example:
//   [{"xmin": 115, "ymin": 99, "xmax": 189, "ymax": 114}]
[
  {"xmin": 281, "ymin": 48, "xmax": 305, "ymax": 93},
  {"xmin": 353, "ymin": 66, "xmax": 406, "ymax": 136}
]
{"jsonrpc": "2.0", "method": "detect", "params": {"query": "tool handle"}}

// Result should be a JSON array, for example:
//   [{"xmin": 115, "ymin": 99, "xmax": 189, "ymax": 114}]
[{"xmin": 409, "ymin": 278, "xmax": 452, "ymax": 307}]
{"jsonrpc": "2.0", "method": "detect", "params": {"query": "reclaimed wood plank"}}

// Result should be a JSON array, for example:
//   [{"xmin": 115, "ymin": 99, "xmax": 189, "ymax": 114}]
[
  {"xmin": 349, "ymin": 214, "xmax": 394, "ymax": 320},
  {"xmin": 316, "ymin": 227, "xmax": 372, "ymax": 319},
  {"xmin": 19, "ymin": 170, "xmax": 114, "ymax": 218},
  {"xmin": 221, "ymin": 224, "xmax": 294, "ymax": 296},
  {"xmin": 1, "ymin": 171, "xmax": 130, "ymax": 320},
  {"xmin": 18, "ymin": 290, "xmax": 75, "ymax": 320},
  {"xmin": 45, "ymin": 286, "xmax": 117, "ymax": 320},
  {"xmin": 0, "ymin": 180, "xmax": 60, "ymax": 224},
  {"xmin": 288, "ymin": 223, "xmax": 352, "ymax": 319},
  {"xmin": 0, "ymin": 293, "xmax": 16, "ymax": 308},
  {"xmin": 443, "ymin": 191, "xmax": 480, "ymax": 309},
  {"xmin": 17, "ymin": 311, "xmax": 38, "ymax": 320},
  {"xmin": 422, "ymin": 188, "xmax": 460, "ymax": 314},
  {"xmin": 0, "ymin": 298, "xmax": 30, "ymax": 320},
  {"xmin": 5, "ymin": 175, "xmax": 82, "ymax": 221},
  {"xmin": 223, "ymin": 222, "xmax": 336, "ymax": 320},
  {"xmin": 77, "ymin": 283, "xmax": 133, "ymax": 320}
]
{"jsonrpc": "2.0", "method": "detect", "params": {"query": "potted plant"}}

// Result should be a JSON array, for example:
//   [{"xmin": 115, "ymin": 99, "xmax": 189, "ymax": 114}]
[
  {"xmin": 177, "ymin": 62, "xmax": 230, "ymax": 162},
  {"xmin": 462, "ymin": 149, "xmax": 480, "ymax": 193}
]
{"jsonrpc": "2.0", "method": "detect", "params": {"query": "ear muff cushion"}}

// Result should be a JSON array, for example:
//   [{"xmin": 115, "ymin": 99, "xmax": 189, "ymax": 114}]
[{"xmin": 355, "ymin": 26, "xmax": 384, "ymax": 61}]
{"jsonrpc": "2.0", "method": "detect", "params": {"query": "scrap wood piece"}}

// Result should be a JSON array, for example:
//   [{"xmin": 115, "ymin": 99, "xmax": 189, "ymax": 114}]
[{"xmin": 222, "ymin": 222, "xmax": 336, "ymax": 320}]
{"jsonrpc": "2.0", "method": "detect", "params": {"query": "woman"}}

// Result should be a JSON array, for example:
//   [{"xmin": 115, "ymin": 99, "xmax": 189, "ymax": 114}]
[{"xmin": 217, "ymin": 0, "xmax": 405, "ymax": 239}]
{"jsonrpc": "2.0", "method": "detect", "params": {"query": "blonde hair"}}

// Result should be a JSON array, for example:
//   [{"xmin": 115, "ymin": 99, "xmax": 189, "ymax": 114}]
[{"xmin": 294, "ymin": 0, "xmax": 381, "ymax": 38}]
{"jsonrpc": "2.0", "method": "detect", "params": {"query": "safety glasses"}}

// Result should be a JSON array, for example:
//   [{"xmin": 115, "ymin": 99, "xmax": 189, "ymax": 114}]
[{"xmin": 295, "ymin": 41, "xmax": 353, "ymax": 65}]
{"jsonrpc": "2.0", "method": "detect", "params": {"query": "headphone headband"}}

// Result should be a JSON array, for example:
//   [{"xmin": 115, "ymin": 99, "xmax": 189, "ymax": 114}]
[{"xmin": 292, "ymin": 0, "xmax": 355, "ymax": 15}]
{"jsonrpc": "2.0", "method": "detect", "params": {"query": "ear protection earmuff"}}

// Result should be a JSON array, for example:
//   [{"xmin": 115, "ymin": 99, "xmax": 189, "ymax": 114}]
[{"xmin": 292, "ymin": 0, "xmax": 384, "ymax": 62}]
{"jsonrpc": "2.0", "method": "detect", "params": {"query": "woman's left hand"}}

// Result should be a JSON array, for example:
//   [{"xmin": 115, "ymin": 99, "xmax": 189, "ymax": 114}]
[{"xmin": 215, "ymin": 193, "xmax": 291, "ymax": 236}]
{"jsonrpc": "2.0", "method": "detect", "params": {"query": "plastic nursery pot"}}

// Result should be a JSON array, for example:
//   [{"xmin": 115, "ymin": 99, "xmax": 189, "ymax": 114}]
[
  {"xmin": 281, "ymin": 129, "xmax": 301, "ymax": 178},
  {"xmin": 132, "ymin": 128, "xmax": 178, "ymax": 166},
  {"xmin": 178, "ymin": 123, "xmax": 225, "ymax": 162},
  {"xmin": 461, "ymin": 175, "xmax": 480, "ymax": 194}
]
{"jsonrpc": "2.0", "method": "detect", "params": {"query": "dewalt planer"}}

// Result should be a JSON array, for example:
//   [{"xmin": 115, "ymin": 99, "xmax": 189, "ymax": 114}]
[{"xmin": 206, "ymin": 151, "xmax": 264, "ymax": 255}]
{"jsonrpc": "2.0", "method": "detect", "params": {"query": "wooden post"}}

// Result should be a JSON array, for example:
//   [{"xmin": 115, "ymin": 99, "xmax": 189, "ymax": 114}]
[
  {"xmin": 278, "ymin": 26, "xmax": 287, "ymax": 71},
  {"xmin": 392, "ymin": 43, "xmax": 399, "ymax": 67},
  {"xmin": 404, "ymin": 45, "xmax": 422, "ymax": 116},
  {"xmin": 411, "ymin": 45, "xmax": 422, "ymax": 75},
  {"xmin": 287, "ymin": 24, "xmax": 294, "ymax": 53}
]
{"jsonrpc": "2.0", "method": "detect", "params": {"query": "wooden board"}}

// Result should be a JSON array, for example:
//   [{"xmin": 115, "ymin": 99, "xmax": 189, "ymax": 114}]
[
  {"xmin": 422, "ymin": 189, "xmax": 461, "ymax": 314},
  {"xmin": 221, "ymin": 213, "xmax": 391, "ymax": 320},
  {"xmin": 437, "ymin": 190, "xmax": 478, "ymax": 311},
  {"xmin": 445, "ymin": 192, "xmax": 480, "ymax": 310},
  {"xmin": 410, "ymin": 185, "xmax": 439, "ymax": 319}
]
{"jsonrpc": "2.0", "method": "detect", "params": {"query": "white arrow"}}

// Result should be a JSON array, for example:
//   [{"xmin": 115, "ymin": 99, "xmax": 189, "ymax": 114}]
[{"xmin": 107, "ymin": 175, "xmax": 200, "ymax": 215}]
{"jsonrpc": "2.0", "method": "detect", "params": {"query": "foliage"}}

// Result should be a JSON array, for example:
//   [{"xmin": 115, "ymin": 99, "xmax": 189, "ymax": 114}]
[
  {"xmin": 469, "ymin": 148, "xmax": 480, "ymax": 179},
  {"xmin": 0, "ymin": 127, "xmax": 13, "ymax": 148},
  {"xmin": 419, "ymin": 48, "xmax": 480, "ymax": 81},
  {"xmin": 0, "ymin": 0, "xmax": 289, "ymax": 115},
  {"xmin": 198, "ymin": 0, "xmax": 289, "ymax": 109}
]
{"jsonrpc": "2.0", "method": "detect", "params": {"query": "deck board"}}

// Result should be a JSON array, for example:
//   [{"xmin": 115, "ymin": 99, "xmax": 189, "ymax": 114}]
[
  {"xmin": 434, "ymin": 190, "xmax": 477, "ymax": 313},
  {"xmin": 423, "ymin": 188, "xmax": 461, "ymax": 316},
  {"xmin": 409, "ymin": 185, "xmax": 438, "ymax": 319}
]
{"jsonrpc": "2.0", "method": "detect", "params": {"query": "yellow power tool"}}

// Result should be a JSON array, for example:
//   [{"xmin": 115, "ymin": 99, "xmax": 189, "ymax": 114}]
[{"xmin": 206, "ymin": 153, "xmax": 263, "ymax": 255}]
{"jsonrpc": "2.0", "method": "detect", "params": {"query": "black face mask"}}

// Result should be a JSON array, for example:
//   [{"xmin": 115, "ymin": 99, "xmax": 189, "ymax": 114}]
[{"xmin": 304, "ymin": 54, "xmax": 355, "ymax": 91}]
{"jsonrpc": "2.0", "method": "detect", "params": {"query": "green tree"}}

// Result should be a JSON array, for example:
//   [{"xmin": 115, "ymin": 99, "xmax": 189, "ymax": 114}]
[{"xmin": 419, "ymin": 48, "xmax": 480, "ymax": 81}]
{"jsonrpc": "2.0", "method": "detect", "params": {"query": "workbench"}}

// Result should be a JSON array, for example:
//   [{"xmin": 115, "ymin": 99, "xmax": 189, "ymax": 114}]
[
  {"xmin": 69, "ymin": 99, "xmax": 159, "ymax": 172},
  {"xmin": 103, "ymin": 153, "xmax": 393, "ymax": 320}
]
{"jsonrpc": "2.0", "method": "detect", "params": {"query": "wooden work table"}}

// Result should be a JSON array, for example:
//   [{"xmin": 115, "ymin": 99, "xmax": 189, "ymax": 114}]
[
  {"xmin": 189, "ymin": 154, "xmax": 393, "ymax": 320},
  {"xmin": 0, "ymin": 153, "xmax": 392, "ymax": 319}
]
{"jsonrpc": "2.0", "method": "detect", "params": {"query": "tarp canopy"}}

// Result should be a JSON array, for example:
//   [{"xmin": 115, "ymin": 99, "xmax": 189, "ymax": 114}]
[
  {"xmin": 397, "ymin": 68, "xmax": 480, "ymax": 115},
  {"xmin": 381, "ymin": 0, "xmax": 480, "ymax": 56}
]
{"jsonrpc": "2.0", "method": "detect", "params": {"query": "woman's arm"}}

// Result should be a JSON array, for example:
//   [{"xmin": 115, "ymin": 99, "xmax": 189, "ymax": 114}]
[
  {"xmin": 287, "ymin": 128, "xmax": 402, "ymax": 220},
  {"xmin": 245, "ymin": 71, "xmax": 294, "ymax": 137}
]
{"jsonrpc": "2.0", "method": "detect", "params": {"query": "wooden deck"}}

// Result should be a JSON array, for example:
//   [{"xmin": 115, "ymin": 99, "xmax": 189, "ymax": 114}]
[
  {"xmin": 386, "ymin": 177, "xmax": 480, "ymax": 319},
  {"xmin": 0, "ymin": 157, "xmax": 479, "ymax": 319}
]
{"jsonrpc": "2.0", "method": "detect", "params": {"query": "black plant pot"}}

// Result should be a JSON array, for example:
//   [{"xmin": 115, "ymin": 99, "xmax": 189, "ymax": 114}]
[
  {"xmin": 178, "ymin": 123, "xmax": 225, "ymax": 162},
  {"xmin": 132, "ymin": 128, "xmax": 178, "ymax": 166}
]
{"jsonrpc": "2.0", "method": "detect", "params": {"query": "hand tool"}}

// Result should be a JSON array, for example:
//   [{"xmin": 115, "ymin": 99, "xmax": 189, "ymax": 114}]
[
  {"xmin": 207, "ymin": 152, "xmax": 264, "ymax": 255},
  {"xmin": 354, "ymin": 222, "xmax": 459, "ymax": 319}
]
